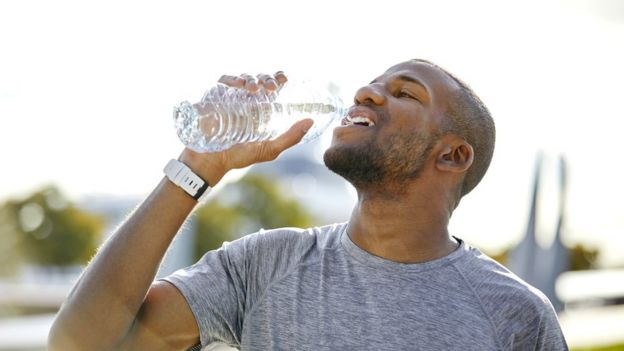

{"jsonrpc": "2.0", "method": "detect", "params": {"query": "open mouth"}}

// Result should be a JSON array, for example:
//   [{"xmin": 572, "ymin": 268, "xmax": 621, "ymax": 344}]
[{"xmin": 342, "ymin": 115, "xmax": 376, "ymax": 127}]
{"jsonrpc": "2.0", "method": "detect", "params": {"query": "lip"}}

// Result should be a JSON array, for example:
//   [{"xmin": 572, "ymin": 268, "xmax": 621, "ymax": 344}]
[{"xmin": 341, "ymin": 106, "xmax": 379, "ymax": 127}]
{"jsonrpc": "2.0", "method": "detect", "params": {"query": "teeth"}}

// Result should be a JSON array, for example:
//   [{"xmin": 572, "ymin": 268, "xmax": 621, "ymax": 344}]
[{"xmin": 346, "ymin": 115, "xmax": 375, "ymax": 126}]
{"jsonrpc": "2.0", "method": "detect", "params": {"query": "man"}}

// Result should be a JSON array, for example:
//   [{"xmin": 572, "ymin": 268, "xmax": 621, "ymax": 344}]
[{"xmin": 49, "ymin": 59, "xmax": 568, "ymax": 350}]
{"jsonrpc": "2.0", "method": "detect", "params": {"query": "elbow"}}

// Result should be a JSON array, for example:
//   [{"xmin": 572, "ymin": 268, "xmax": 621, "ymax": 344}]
[
  {"xmin": 48, "ymin": 311, "xmax": 131, "ymax": 351},
  {"xmin": 48, "ymin": 313, "xmax": 87, "ymax": 351},
  {"xmin": 48, "ymin": 315, "xmax": 68, "ymax": 351}
]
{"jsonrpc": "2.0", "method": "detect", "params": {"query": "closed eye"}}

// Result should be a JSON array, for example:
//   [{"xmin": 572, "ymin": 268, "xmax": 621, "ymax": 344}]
[{"xmin": 398, "ymin": 89, "xmax": 419, "ymax": 101}]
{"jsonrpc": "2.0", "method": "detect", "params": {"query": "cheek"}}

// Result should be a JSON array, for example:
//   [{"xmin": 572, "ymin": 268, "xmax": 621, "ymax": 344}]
[
  {"xmin": 387, "ymin": 102, "xmax": 441, "ymax": 132},
  {"xmin": 387, "ymin": 108, "xmax": 426, "ymax": 129}
]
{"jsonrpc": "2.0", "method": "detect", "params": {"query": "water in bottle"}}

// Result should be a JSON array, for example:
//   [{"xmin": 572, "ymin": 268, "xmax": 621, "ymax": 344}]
[{"xmin": 174, "ymin": 80, "xmax": 346, "ymax": 153}]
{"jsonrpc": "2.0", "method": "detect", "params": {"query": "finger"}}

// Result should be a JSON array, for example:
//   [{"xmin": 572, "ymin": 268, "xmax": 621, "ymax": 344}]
[
  {"xmin": 259, "ymin": 119, "xmax": 314, "ymax": 161},
  {"xmin": 218, "ymin": 74, "xmax": 245, "ymax": 88},
  {"xmin": 257, "ymin": 73, "xmax": 278, "ymax": 92},
  {"xmin": 274, "ymin": 71, "xmax": 288, "ymax": 86},
  {"xmin": 256, "ymin": 73, "xmax": 271, "ymax": 84},
  {"xmin": 240, "ymin": 73, "xmax": 259, "ymax": 93},
  {"xmin": 222, "ymin": 119, "xmax": 314, "ymax": 169}
]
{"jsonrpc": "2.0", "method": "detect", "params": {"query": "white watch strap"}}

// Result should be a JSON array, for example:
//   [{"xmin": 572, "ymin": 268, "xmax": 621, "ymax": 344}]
[{"xmin": 164, "ymin": 159, "xmax": 211, "ymax": 202}]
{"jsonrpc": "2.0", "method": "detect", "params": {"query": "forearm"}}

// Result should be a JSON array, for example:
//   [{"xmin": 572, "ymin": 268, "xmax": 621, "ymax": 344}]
[
  {"xmin": 48, "ymin": 92, "xmax": 310, "ymax": 349},
  {"xmin": 49, "ymin": 177, "xmax": 200, "ymax": 350}
]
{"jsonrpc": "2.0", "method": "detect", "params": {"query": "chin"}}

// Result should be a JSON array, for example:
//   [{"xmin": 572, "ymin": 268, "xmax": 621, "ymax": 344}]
[
  {"xmin": 322, "ymin": 144, "xmax": 339, "ymax": 169},
  {"xmin": 323, "ymin": 141, "xmax": 385, "ymax": 186},
  {"xmin": 323, "ymin": 141, "xmax": 353, "ymax": 168}
]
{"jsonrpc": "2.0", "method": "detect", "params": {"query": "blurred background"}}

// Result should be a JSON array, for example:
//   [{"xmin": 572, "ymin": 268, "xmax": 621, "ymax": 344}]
[{"xmin": 1, "ymin": 0, "xmax": 623, "ymax": 350}]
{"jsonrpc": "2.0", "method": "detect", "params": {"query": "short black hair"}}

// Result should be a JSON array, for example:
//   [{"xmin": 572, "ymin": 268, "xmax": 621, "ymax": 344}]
[{"xmin": 411, "ymin": 59, "xmax": 496, "ymax": 198}]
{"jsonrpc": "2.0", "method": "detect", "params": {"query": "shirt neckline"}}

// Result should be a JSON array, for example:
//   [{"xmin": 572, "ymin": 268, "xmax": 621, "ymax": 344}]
[{"xmin": 339, "ymin": 224, "xmax": 468, "ymax": 274}]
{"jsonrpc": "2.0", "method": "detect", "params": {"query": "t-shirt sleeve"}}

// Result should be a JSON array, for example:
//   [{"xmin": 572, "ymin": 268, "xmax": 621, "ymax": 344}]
[
  {"xmin": 494, "ymin": 281, "xmax": 569, "ymax": 350},
  {"xmin": 160, "ymin": 235, "xmax": 252, "ymax": 348},
  {"xmin": 507, "ymin": 298, "xmax": 568, "ymax": 350},
  {"xmin": 159, "ymin": 227, "xmax": 317, "ymax": 349},
  {"xmin": 532, "ymin": 305, "xmax": 569, "ymax": 351},
  {"xmin": 462, "ymin": 252, "xmax": 569, "ymax": 350}
]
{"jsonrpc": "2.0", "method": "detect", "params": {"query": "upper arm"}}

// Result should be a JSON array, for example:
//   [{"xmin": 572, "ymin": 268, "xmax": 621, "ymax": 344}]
[{"xmin": 119, "ymin": 280, "xmax": 200, "ymax": 351}]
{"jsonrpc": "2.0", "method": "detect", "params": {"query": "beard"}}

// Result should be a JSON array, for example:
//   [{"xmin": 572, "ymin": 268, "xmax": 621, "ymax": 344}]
[{"xmin": 323, "ymin": 126, "xmax": 437, "ymax": 189}]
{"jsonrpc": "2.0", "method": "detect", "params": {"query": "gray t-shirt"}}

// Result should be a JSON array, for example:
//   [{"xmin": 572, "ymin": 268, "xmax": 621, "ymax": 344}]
[{"xmin": 163, "ymin": 223, "xmax": 568, "ymax": 350}]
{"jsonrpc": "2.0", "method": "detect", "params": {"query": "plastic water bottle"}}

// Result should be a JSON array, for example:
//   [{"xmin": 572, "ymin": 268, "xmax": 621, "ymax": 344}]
[{"xmin": 173, "ymin": 80, "xmax": 346, "ymax": 153}]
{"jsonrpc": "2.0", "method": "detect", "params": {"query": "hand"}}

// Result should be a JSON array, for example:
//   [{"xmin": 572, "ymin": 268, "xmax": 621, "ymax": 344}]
[
  {"xmin": 179, "ymin": 71, "xmax": 313, "ymax": 187},
  {"xmin": 217, "ymin": 71, "xmax": 289, "ymax": 93}
]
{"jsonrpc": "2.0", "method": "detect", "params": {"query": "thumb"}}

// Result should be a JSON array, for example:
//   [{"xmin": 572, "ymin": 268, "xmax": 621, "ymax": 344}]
[
  {"xmin": 270, "ymin": 118, "xmax": 314, "ymax": 151},
  {"xmin": 221, "ymin": 118, "xmax": 316, "ymax": 169},
  {"xmin": 255, "ymin": 119, "xmax": 314, "ymax": 162}
]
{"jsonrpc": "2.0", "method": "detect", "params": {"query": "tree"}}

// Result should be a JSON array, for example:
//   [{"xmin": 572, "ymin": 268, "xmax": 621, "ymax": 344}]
[
  {"xmin": 488, "ymin": 243, "xmax": 599, "ymax": 271},
  {"xmin": 568, "ymin": 244, "xmax": 599, "ymax": 271},
  {"xmin": 193, "ymin": 174, "xmax": 316, "ymax": 260},
  {"xmin": 0, "ymin": 186, "xmax": 103, "ymax": 270}
]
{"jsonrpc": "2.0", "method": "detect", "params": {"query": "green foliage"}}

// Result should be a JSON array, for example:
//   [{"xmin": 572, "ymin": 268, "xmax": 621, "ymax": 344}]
[
  {"xmin": 0, "ymin": 186, "xmax": 103, "ymax": 269},
  {"xmin": 488, "ymin": 248, "xmax": 510, "ymax": 266},
  {"xmin": 568, "ymin": 244, "xmax": 598, "ymax": 271},
  {"xmin": 0, "ymin": 206, "xmax": 21, "ymax": 275},
  {"xmin": 487, "ymin": 243, "xmax": 599, "ymax": 271},
  {"xmin": 193, "ymin": 174, "xmax": 316, "ymax": 260},
  {"xmin": 572, "ymin": 343, "xmax": 624, "ymax": 351}
]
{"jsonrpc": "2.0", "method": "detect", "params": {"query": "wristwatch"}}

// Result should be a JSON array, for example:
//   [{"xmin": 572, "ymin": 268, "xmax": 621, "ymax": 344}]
[{"xmin": 163, "ymin": 159, "xmax": 211, "ymax": 202}]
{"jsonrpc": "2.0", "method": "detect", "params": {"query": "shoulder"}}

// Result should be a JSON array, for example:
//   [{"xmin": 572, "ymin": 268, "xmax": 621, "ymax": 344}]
[
  {"xmin": 459, "ymin": 245, "xmax": 553, "ymax": 311},
  {"xmin": 216, "ymin": 222, "xmax": 346, "ymax": 276},
  {"xmin": 236, "ymin": 223, "xmax": 346, "ymax": 309},
  {"xmin": 240, "ymin": 222, "xmax": 346, "ymax": 261},
  {"xmin": 455, "ymin": 244, "xmax": 564, "ymax": 347}
]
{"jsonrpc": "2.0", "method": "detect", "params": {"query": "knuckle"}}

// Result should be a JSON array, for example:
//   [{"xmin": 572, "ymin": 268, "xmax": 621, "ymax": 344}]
[
  {"xmin": 258, "ymin": 142, "xmax": 279, "ymax": 161},
  {"xmin": 274, "ymin": 71, "xmax": 287, "ymax": 83}
]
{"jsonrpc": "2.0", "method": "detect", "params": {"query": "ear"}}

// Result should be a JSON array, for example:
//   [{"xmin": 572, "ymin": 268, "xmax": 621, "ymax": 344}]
[{"xmin": 435, "ymin": 135, "xmax": 474, "ymax": 174}]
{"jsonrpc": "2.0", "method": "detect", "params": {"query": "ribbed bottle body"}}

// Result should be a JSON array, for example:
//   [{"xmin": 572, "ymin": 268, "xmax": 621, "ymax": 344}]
[{"xmin": 174, "ymin": 81, "xmax": 345, "ymax": 153}]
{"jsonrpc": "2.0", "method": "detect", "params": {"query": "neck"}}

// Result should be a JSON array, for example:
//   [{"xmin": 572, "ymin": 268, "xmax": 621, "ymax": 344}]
[{"xmin": 346, "ymin": 182, "xmax": 458, "ymax": 263}]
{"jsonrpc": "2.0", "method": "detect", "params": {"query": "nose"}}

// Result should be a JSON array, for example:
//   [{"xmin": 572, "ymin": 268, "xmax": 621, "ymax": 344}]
[{"xmin": 354, "ymin": 84, "xmax": 386, "ymax": 106}]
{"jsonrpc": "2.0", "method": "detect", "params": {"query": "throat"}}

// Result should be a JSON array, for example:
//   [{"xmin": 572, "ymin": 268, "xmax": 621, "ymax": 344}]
[{"xmin": 346, "ymin": 200, "xmax": 455, "ymax": 263}]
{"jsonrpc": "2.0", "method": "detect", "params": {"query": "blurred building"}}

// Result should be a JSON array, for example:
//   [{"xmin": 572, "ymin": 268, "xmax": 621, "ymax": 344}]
[{"xmin": 508, "ymin": 153, "xmax": 569, "ymax": 312}]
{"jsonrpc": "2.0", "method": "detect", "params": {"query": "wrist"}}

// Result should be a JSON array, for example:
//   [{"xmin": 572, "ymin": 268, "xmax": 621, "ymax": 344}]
[
  {"xmin": 163, "ymin": 159, "xmax": 211, "ymax": 202},
  {"xmin": 178, "ymin": 148, "xmax": 228, "ymax": 187}
]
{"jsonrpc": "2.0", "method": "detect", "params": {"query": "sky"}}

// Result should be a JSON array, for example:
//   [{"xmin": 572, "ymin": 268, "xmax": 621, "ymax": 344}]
[{"xmin": 1, "ymin": 0, "xmax": 623, "ymax": 266}]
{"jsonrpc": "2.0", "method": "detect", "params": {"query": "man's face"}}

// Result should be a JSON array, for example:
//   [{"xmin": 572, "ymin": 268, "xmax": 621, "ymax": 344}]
[{"xmin": 324, "ymin": 61, "xmax": 459, "ymax": 188}]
